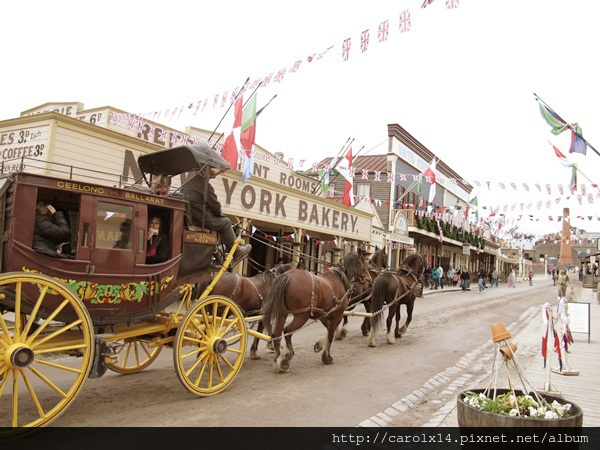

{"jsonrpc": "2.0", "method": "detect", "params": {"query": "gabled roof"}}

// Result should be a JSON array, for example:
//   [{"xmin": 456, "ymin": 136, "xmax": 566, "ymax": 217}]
[{"xmin": 304, "ymin": 154, "xmax": 388, "ymax": 175}]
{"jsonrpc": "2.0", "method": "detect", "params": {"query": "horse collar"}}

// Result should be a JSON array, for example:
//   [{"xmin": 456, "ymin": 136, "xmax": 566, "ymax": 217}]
[{"xmin": 331, "ymin": 266, "xmax": 351, "ymax": 291}]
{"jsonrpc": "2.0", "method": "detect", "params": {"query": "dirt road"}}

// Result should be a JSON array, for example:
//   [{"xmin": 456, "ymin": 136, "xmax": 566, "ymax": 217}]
[{"xmin": 50, "ymin": 280, "xmax": 555, "ymax": 427}]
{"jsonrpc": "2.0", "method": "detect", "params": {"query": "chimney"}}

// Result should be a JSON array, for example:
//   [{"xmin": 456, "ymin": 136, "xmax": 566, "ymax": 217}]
[{"xmin": 558, "ymin": 207, "xmax": 573, "ymax": 267}]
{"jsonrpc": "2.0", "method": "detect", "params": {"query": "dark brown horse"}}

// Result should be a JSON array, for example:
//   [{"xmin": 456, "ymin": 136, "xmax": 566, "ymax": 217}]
[
  {"xmin": 199, "ymin": 270, "xmax": 276, "ymax": 359},
  {"xmin": 369, "ymin": 248, "xmax": 388, "ymax": 271},
  {"xmin": 336, "ymin": 248, "xmax": 387, "ymax": 339},
  {"xmin": 262, "ymin": 252, "xmax": 372, "ymax": 372},
  {"xmin": 368, "ymin": 253, "xmax": 425, "ymax": 347}
]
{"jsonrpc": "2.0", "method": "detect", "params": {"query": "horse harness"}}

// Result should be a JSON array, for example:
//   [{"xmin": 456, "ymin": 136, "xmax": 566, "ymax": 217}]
[
  {"xmin": 387, "ymin": 263, "xmax": 422, "ymax": 307},
  {"xmin": 228, "ymin": 273, "xmax": 268, "ymax": 315},
  {"xmin": 284, "ymin": 266, "xmax": 354, "ymax": 319}
]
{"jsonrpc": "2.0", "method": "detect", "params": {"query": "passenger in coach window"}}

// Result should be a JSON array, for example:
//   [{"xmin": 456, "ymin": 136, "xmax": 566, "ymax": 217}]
[
  {"xmin": 145, "ymin": 215, "xmax": 169, "ymax": 264},
  {"xmin": 33, "ymin": 202, "xmax": 72, "ymax": 258}
]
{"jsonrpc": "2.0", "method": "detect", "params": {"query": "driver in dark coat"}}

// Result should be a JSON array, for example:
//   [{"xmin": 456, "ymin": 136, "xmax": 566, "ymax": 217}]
[
  {"xmin": 33, "ymin": 202, "xmax": 71, "ymax": 258},
  {"xmin": 180, "ymin": 168, "xmax": 251, "ymax": 266}
]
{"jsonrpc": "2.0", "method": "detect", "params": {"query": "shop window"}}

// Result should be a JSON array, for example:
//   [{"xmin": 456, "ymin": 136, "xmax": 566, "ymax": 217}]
[{"xmin": 356, "ymin": 183, "xmax": 370, "ymax": 198}]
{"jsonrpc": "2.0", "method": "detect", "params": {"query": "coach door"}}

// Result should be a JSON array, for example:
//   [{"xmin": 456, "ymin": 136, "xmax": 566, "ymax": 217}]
[{"xmin": 78, "ymin": 196, "xmax": 144, "ymax": 274}]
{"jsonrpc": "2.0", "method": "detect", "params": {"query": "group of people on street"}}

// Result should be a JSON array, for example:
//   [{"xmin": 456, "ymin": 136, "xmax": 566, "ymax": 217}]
[{"xmin": 421, "ymin": 265, "xmax": 521, "ymax": 292}]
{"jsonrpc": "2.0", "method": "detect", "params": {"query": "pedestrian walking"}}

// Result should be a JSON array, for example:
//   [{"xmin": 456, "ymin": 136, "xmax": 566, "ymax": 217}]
[
  {"xmin": 478, "ymin": 268, "xmax": 486, "ymax": 292},
  {"xmin": 528, "ymin": 271, "xmax": 533, "ymax": 286},
  {"xmin": 447, "ymin": 267, "xmax": 455, "ymax": 287},
  {"xmin": 557, "ymin": 269, "xmax": 569, "ymax": 297},
  {"xmin": 460, "ymin": 269, "xmax": 470, "ymax": 291},
  {"xmin": 492, "ymin": 268, "xmax": 499, "ymax": 287},
  {"xmin": 507, "ymin": 269, "xmax": 516, "ymax": 288},
  {"xmin": 431, "ymin": 266, "xmax": 440, "ymax": 290}
]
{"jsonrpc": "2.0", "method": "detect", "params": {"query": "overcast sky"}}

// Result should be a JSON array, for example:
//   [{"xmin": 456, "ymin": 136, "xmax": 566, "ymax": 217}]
[{"xmin": 2, "ymin": 0, "xmax": 600, "ymax": 237}]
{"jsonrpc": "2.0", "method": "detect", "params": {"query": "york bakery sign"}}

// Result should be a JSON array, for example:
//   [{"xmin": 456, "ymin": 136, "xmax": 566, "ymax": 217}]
[{"xmin": 217, "ymin": 177, "xmax": 366, "ymax": 237}]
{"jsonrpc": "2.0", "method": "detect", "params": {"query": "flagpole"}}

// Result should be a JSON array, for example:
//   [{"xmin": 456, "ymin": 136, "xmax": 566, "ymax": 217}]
[
  {"xmin": 326, "ymin": 145, "xmax": 364, "ymax": 188},
  {"xmin": 257, "ymin": 94, "xmax": 277, "ymax": 117},
  {"xmin": 572, "ymin": 164, "xmax": 597, "ymax": 187},
  {"xmin": 396, "ymin": 179, "xmax": 419, "ymax": 204},
  {"xmin": 208, "ymin": 76, "xmax": 250, "ymax": 145},
  {"xmin": 310, "ymin": 137, "xmax": 352, "ymax": 195},
  {"xmin": 212, "ymin": 79, "xmax": 265, "ymax": 148},
  {"xmin": 534, "ymin": 93, "xmax": 600, "ymax": 158}
]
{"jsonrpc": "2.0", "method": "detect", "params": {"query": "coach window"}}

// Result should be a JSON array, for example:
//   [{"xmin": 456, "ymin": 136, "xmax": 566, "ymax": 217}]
[{"xmin": 96, "ymin": 202, "xmax": 133, "ymax": 249}]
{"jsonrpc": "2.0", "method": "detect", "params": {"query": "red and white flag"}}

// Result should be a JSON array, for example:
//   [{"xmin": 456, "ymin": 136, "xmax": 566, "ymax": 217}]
[
  {"xmin": 552, "ymin": 144, "xmax": 573, "ymax": 167},
  {"xmin": 336, "ymin": 147, "xmax": 355, "ymax": 206},
  {"xmin": 221, "ymin": 95, "xmax": 243, "ymax": 171},
  {"xmin": 424, "ymin": 159, "xmax": 437, "ymax": 203}
]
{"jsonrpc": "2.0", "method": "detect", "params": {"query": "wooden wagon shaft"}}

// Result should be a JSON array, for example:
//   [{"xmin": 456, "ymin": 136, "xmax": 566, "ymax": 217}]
[
  {"xmin": 343, "ymin": 310, "xmax": 374, "ymax": 318},
  {"xmin": 244, "ymin": 315, "xmax": 271, "ymax": 342}
]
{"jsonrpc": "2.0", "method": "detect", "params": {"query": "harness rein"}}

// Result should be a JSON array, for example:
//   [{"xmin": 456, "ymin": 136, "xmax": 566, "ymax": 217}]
[
  {"xmin": 283, "ymin": 266, "xmax": 354, "ymax": 318},
  {"xmin": 370, "ymin": 263, "xmax": 421, "ymax": 318}
]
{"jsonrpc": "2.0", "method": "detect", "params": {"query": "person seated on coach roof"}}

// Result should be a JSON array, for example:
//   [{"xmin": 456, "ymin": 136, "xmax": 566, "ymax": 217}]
[{"xmin": 179, "ymin": 167, "xmax": 251, "ymax": 266}]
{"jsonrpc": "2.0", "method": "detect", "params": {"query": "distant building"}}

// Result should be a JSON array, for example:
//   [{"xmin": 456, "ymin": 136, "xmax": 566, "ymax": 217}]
[{"xmin": 305, "ymin": 123, "xmax": 520, "ymax": 278}]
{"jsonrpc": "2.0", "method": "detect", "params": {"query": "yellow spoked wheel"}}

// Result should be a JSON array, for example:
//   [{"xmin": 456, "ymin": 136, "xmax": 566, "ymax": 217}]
[
  {"xmin": 108, "ymin": 338, "xmax": 162, "ymax": 374},
  {"xmin": 173, "ymin": 295, "xmax": 246, "ymax": 396},
  {"xmin": 0, "ymin": 273, "xmax": 93, "ymax": 430}
]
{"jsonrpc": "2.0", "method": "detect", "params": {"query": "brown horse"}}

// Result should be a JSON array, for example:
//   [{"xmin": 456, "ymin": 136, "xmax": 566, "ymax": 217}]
[
  {"xmin": 262, "ymin": 252, "xmax": 372, "ymax": 372},
  {"xmin": 369, "ymin": 247, "xmax": 388, "ymax": 271},
  {"xmin": 336, "ymin": 248, "xmax": 387, "ymax": 339},
  {"xmin": 199, "ymin": 270, "xmax": 276, "ymax": 359},
  {"xmin": 368, "ymin": 254, "xmax": 425, "ymax": 347}
]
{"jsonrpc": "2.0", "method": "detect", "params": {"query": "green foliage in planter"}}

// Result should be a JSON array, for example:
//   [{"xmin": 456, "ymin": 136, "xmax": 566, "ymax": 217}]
[
  {"xmin": 427, "ymin": 219, "xmax": 436, "ymax": 233},
  {"xmin": 450, "ymin": 225, "xmax": 459, "ymax": 241},
  {"xmin": 462, "ymin": 391, "xmax": 574, "ymax": 418},
  {"xmin": 442, "ymin": 222, "xmax": 451, "ymax": 235}
]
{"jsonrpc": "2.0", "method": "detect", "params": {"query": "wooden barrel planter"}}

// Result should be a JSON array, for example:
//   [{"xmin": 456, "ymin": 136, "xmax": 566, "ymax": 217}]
[{"xmin": 457, "ymin": 388, "xmax": 584, "ymax": 428}]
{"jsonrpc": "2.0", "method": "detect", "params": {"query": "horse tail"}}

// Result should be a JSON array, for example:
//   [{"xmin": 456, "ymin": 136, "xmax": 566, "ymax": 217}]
[
  {"xmin": 370, "ymin": 274, "xmax": 388, "ymax": 333},
  {"xmin": 261, "ymin": 274, "xmax": 291, "ymax": 335}
]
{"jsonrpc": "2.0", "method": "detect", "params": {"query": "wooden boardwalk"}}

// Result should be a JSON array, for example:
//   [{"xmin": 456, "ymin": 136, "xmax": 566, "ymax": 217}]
[{"xmin": 520, "ymin": 286, "xmax": 599, "ymax": 426}]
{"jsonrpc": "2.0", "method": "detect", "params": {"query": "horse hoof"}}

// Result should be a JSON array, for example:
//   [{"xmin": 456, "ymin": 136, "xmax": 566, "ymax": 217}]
[
  {"xmin": 334, "ymin": 327, "xmax": 348, "ymax": 340},
  {"xmin": 250, "ymin": 351, "xmax": 261, "ymax": 360},
  {"xmin": 275, "ymin": 358, "xmax": 290, "ymax": 373},
  {"xmin": 314, "ymin": 341, "xmax": 323, "ymax": 353},
  {"xmin": 322, "ymin": 354, "xmax": 334, "ymax": 364},
  {"xmin": 368, "ymin": 338, "xmax": 376, "ymax": 348},
  {"xmin": 386, "ymin": 335, "xmax": 395, "ymax": 345}
]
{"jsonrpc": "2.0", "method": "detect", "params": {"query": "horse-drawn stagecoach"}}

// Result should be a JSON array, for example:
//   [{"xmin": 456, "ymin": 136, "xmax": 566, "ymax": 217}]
[
  {"xmin": 0, "ymin": 143, "xmax": 271, "ymax": 429},
  {"xmin": 0, "ymin": 143, "xmax": 424, "ymax": 430}
]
